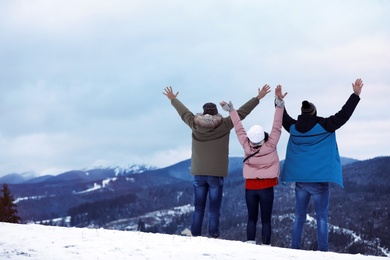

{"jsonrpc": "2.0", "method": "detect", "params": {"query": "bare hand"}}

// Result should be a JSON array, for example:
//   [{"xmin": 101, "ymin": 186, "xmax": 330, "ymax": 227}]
[
  {"xmin": 257, "ymin": 84, "xmax": 271, "ymax": 100},
  {"xmin": 275, "ymin": 85, "xmax": 288, "ymax": 100},
  {"xmin": 352, "ymin": 79, "xmax": 363, "ymax": 96},
  {"xmin": 163, "ymin": 86, "xmax": 179, "ymax": 100}
]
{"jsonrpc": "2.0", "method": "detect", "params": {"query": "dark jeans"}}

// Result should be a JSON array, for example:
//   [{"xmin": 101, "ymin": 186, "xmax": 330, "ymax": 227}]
[
  {"xmin": 292, "ymin": 182, "xmax": 329, "ymax": 252},
  {"xmin": 191, "ymin": 175, "xmax": 224, "ymax": 238},
  {"xmin": 245, "ymin": 187, "xmax": 274, "ymax": 244}
]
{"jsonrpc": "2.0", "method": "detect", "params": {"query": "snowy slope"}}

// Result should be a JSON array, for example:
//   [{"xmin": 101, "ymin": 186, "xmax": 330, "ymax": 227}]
[{"xmin": 0, "ymin": 223, "xmax": 383, "ymax": 260}]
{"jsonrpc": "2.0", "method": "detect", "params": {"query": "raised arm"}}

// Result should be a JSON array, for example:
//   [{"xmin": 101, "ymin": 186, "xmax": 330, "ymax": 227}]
[
  {"xmin": 275, "ymin": 84, "xmax": 295, "ymax": 132},
  {"xmin": 267, "ymin": 85, "xmax": 287, "ymax": 147},
  {"xmin": 220, "ymin": 101, "xmax": 248, "ymax": 148},
  {"xmin": 322, "ymin": 79, "xmax": 363, "ymax": 132},
  {"xmin": 163, "ymin": 86, "xmax": 195, "ymax": 127}
]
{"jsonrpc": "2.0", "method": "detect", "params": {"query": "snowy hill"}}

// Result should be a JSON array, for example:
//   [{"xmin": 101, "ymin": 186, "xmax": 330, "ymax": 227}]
[{"xmin": 0, "ymin": 222, "xmax": 382, "ymax": 260}]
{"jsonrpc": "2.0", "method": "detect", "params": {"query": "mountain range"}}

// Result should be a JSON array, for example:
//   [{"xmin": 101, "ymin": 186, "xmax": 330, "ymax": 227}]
[{"xmin": 1, "ymin": 156, "xmax": 389, "ymax": 257}]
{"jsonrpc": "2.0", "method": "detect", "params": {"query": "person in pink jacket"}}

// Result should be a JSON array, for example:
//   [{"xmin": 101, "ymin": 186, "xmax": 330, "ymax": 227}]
[{"xmin": 220, "ymin": 85, "xmax": 287, "ymax": 245}]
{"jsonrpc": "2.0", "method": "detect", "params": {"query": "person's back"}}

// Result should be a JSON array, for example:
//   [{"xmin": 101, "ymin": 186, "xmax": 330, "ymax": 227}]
[
  {"xmin": 170, "ymin": 94, "xmax": 261, "ymax": 177},
  {"xmin": 283, "ymin": 119, "xmax": 343, "ymax": 186},
  {"xmin": 221, "ymin": 85, "xmax": 286, "ymax": 245},
  {"xmin": 280, "ymin": 79, "xmax": 363, "ymax": 251},
  {"xmin": 281, "ymin": 81, "xmax": 362, "ymax": 187}
]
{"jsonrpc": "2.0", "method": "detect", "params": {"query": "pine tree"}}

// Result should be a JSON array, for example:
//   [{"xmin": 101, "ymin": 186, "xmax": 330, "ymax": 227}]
[{"xmin": 0, "ymin": 183, "xmax": 21, "ymax": 223}]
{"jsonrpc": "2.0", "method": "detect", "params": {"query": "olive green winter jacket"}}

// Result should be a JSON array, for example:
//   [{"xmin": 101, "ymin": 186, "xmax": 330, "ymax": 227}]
[{"xmin": 171, "ymin": 97, "xmax": 260, "ymax": 177}]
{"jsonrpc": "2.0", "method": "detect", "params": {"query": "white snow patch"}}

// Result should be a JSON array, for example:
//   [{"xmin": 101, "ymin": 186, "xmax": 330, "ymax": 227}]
[{"xmin": 0, "ymin": 222, "xmax": 383, "ymax": 260}]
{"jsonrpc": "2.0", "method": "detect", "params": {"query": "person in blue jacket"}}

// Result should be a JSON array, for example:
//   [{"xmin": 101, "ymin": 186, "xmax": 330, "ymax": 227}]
[{"xmin": 280, "ymin": 79, "xmax": 364, "ymax": 251}]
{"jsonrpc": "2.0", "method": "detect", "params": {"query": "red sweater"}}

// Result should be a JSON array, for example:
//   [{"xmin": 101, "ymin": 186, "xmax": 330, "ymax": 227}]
[{"xmin": 245, "ymin": 178, "xmax": 278, "ymax": 190}]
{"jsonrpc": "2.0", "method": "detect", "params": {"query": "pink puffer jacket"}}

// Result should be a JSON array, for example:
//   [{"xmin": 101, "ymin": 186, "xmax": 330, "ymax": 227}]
[{"xmin": 230, "ymin": 106, "xmax": 283, "ymax": 179}]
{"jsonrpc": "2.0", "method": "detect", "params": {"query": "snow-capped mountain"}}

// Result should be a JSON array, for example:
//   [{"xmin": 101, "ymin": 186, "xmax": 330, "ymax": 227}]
[
  {"xmin": 0, "ymin": 171, "xmax": 40, "ymax": 184},
  {"xmin": 0, "ymin": 164, "xmax": 158, "ymax": 185}
]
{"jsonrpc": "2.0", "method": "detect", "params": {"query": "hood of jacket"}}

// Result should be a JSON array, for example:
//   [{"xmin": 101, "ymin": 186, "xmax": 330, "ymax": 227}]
[
  {"xmin": 194, "ymin": 113, "xmax": 223, "ymax": 129},
  {"xmin": 294, "ymin": 114, "xmax": 322, "ymax": 133}
]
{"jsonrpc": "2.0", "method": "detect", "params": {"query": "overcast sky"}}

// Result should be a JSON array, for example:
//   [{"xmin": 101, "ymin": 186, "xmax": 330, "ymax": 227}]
[{"xmin": 0, "ymin": 0, "xmax": 389, "ymax": 177}]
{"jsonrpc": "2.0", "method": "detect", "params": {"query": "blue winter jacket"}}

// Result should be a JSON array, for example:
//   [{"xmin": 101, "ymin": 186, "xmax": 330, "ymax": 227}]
[{"xmin": 281, "ymin": 94, "xmax": 360, "ymax": 187}]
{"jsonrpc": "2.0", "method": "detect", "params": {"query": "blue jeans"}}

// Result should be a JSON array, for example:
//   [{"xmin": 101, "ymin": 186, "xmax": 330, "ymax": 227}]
[
  {"xmin": 292, "ymin": 182, "xmax": 329, "ymax": 251},
  {"xmin": 245, "ymin": 187, "xmax": 274, "ymax": 244},
  {"xmin": 191, "ymin": 175, "xmax": 224, "ymax": 238}
]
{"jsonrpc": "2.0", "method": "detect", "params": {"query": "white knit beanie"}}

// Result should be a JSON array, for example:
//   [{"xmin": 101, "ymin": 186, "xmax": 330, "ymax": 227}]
[{"xmin": 247, "ymin": 125, "xmax": 265, "ymax": 144}]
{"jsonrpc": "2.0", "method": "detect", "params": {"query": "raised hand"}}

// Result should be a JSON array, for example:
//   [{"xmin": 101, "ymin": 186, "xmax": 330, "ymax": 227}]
[
  {"xmin": 257, "ymin": 84, "xmax": 271, "ymax": 100},
  {"xmin": 163, "ymin": 86, "xmax": 179, "ymax": 100},
  {"xmin": 275, "ymin": 85, "xmax": 288, "ymax": 100},
  {"xmin": 352, "ymin": 79, "xmax": 363, "ymax": 96},
  {"xmin": 220, "ymin": 101, "xmax": 234, "ymax": 112}
]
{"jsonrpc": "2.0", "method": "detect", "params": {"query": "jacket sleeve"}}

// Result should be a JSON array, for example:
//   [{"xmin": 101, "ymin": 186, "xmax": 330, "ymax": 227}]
[
  {"xmin": 321, "ymin": 93, "xmax": 361, "ymax": 132},
  {"xmin": 171, "ymin": 98, "xmax": 195, "ymax": 128},
  {"xmin": 282, "ymin": 106, "xmax": 295, "ymax": 133},
  {"xmin": 267, "ymin": 106, "xmax": 284, "ymax": 149},
  {"xmin": 236, "ymin": 97, "xmax": 260, "ymax": 120},
  {"xmin": 229, "ymin": 109, "xmax": 248, "ymax": 149}
]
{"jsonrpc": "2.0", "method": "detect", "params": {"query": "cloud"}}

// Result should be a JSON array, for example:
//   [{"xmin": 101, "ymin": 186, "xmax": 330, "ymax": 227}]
[{"xmin": 0, "ymin": 0, "xmax": 389, "ymax": 176}]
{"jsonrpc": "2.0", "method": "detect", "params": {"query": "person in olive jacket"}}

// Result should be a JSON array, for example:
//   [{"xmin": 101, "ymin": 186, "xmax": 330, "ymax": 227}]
[{"xmin": 163, "ymin": 85, "xmax": 271, "ymax": 238}]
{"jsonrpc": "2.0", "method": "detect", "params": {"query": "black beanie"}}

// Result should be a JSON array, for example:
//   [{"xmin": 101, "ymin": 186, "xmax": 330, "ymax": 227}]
[
  {"xmin": 301, "ymin": 100, "xmax": 317, "ymax": 116},
  {"xmin": 203, "ymin": 102, "xmax": 218, "ymax": 115}
]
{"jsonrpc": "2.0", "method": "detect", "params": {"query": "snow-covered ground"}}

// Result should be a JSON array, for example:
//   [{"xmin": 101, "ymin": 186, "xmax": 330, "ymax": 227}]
[{"xmin": 0, "ymin": 223, "xmax": 383, "ymax": 260}]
